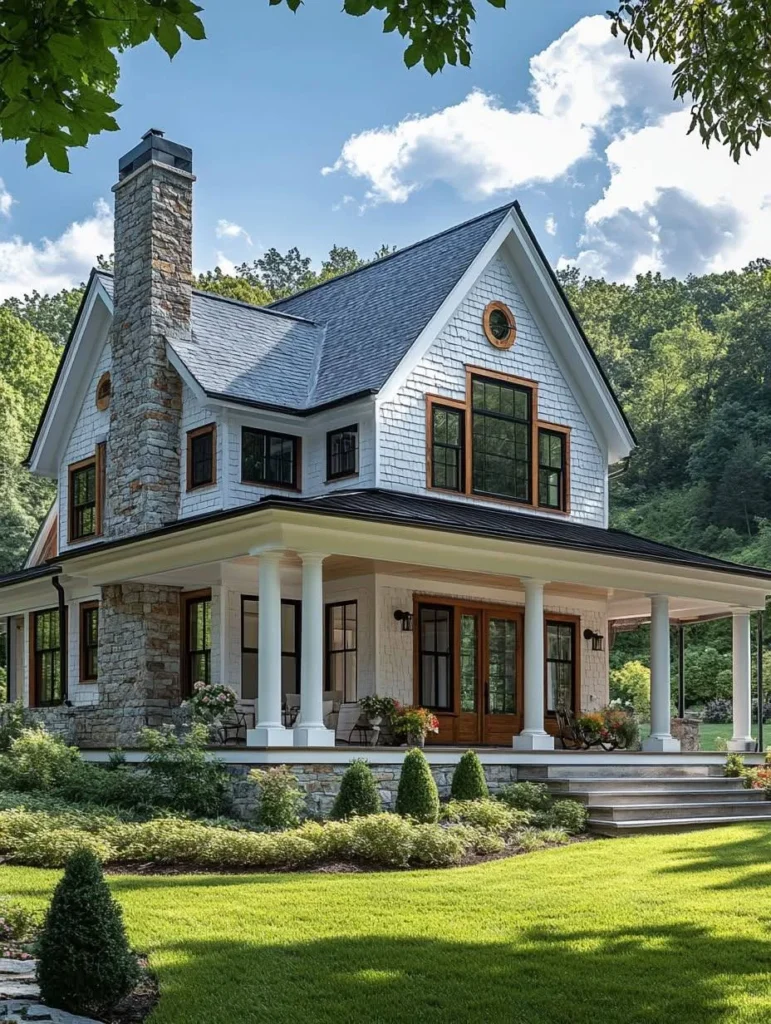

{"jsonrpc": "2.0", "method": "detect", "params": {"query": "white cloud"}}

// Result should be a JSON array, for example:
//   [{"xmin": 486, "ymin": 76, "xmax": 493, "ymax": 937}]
[
  {"xmin": 0, "ymin": 198, "xmax": 113, "ymax": 301},
  {"xmin": 564, "ymin": 111, "xmax": 771, "ymax": 280},
  {"xmin": 545, "ymin": 215, "xmax": 557, "ymax": 236},
  {"xmin": 0, "ymin": 180, "xmax": 12, "ymax": 217},
  {"xmin": 216, "ymin": 219, "xmax": 252, "ymax": 246},
  {"xmin": 323, "ymin": 16, "xmax": 670, "ymax": 205},
  {"xmin": 213, "ymin": 250, "xmax": 237, "ymax": 275}
]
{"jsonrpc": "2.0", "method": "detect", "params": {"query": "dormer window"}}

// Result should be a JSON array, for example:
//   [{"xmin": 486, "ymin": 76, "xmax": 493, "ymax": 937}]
[
  {"xmin": 242, "ymin": 427, "xmax": 300, "ymax": 489},
  {"xmin": 187, "ymin": 423, "xmax": 216, "ymax": 490},
  {"xmin": 326, "ymin": 424, "xmax": 359, "ymax": 481}
]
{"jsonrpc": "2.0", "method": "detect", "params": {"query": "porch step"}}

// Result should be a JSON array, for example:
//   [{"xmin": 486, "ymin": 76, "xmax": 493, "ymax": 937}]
[
  {"xmin": 521, "ymin": 765, "xmax": 721, "ymax": 780},
  {"xmin": 589, "ymin": 799, "xmax": 770, "ymax": 824},
  {"xmin": 589, "ymin": 814, "xmax": 771, "ymax": 837},
  {"xmin": 575, "ymin": 788, "xmax": 761, "ymax": 807},
  {"xmin": 549, "ymin": 776, "xmax": 747, "ymax": 796}
]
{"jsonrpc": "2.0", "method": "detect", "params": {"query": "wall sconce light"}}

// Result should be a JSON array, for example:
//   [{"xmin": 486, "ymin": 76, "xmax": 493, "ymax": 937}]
[
  {"xmin": 394, "ymin": 609, "xmax": 413, "ymax": 632},
  {"xmin": 583, "ymin": 628, "xmax": 605, "ymax": 652}
]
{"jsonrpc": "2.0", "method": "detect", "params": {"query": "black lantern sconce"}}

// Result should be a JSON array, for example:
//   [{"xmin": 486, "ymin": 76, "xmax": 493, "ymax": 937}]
[
  {"xmin": 583, "ymin": 628, "xmax": 605, "ymax": 652},
  {"xmin": 394, "ymin": 609, "xmax": 413, "ymax": 632}
]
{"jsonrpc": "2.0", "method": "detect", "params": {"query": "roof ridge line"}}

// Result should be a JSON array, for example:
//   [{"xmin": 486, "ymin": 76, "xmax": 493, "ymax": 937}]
[{"xmin": 269, "ymin": 201, "xmax": 517, "ymax": 309}]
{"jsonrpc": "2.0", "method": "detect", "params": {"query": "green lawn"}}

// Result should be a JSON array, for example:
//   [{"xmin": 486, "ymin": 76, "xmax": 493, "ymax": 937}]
[
  {"xmin": 639, "ymin": 721, "xmax": 762, "ymax": 751},
  {"xmin": 4, "ymin": 826, "xmax": 771, "ymax": 1023}
]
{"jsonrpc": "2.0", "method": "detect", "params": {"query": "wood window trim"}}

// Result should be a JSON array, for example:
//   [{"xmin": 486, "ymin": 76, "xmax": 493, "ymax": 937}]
[
  {"xmin": 543, "ymin": 613, "xmax": 581, "ymax": 719},
  {"xmin": 482, "ymin": 301, "xmax": 517, "ymax": 350},
  {"xmin": 30, "ymin": 606, "xmax": 67, "ymax": 708},
  {"xmin": 67, "ymin": 454, "xmax": 102, "ymax": 545},
  {"xmin": 180, "ymin": 589, "xmax": 212, "ymax": 698},
  {"xmin": 240, "ymin": 427, "xmax": 302, "ymax": 492},
  {"xmin": 79, "ymin": 600, "xmax": 99, "ymax": 683},
  {"xmin": 425, "ymin": 394, "xmax": 466, "ymax": 495},
  {"xmin": 536, "ymin": 420, "xmax": 571, "ymax": 516},
  {"xmin": 95, "ymin": 371, "xmax": 111, "ymax": 411},
  {"xmin": 186, "ymin": 422, "xmax": 217, "ymax": 492},
  {"xmin": 326, "ymin": 424, "xmax": 359, "ymax": 482}
]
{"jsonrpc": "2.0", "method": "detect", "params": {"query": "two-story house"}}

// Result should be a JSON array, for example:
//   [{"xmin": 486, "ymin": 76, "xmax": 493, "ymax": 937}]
[{"xmin": 1, "ymin": 128, "xmax": 770, "ymax": 758}]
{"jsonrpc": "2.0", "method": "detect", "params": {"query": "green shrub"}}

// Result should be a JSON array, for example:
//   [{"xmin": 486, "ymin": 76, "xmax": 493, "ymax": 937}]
[
  {"xmin": 609, "ymin": 660, "xmax": 651, "ymax": 719},
  {"xmin": 304, "ymin": 819, "xmax": 355, "ymax": 861},
  {"xmin": 349, "ymin": 813, "xmax": 414, "ymax": 867},
  {"xmin": 248, "ymin": 764, "xmax": 306, "ymax": 829},
  {"xmin": 538, "ymin": 827, "xmax": 570, "ymax": 846},
  {"xmin": 441, "ymin": 798, "xmax": 527, "ymax": 834},
  {"xmin": 461, "ymin": 826, "xmax": 506, "ymax": 856},
  {"xmin": 450, "ymin": 750, "xmax": 489, "ymax": 801},
  {"xmin": 497, "ymin": 781, "xmax": 553, "ymax": 813},
  {"xmin": 410, "ymin": 823, "xmax": 467, "ymax": 866},
  {"xmin": 331, "ymin": 760, "xmax": 382, "ymax": 820},
  {"xmin": 37, "ymin": 849, "xmax": 139, "ymax": 1017},
  {"xmin": 395, "ymin": 748, "xmax": 439, "ymax": 823},
  {"xmin": 141, "ymin": 725, "xmax": 230, "ymax": 818},
  {"xmin": 513, "ymin": 826, "xmax": 549, "ymax": 852},
  {"xmin": 13, "ymin": 828, "xmax": 113, "ymax": 868},
  {"xmin": 110, "ymin": 819, "xmax": 213, "ymax": 864},
  {"xmin": 0, "ymin": 895, "xmax": 36, "ymax": 942},
  {"xmin": 0, "ymin": 730, "xmax": 81, "ymax": 792},
  {"xmin": 59, "ymin": 759, "xmax": 159, "ymax": 813},
  {"xmin": 0, "ymin": 701, "xmax": 25, "ymax": 751},
  {"xmin": 547, "ymin": 799, "xmax": 588, "ymax": 835},
  {"xmin": 725, "ymin": 752, "xmax": 746, "ymax": 777}
]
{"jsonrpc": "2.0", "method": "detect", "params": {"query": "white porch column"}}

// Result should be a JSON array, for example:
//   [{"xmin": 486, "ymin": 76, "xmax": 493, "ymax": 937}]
[
  {"xmin": 294, "ymin": 553, "xmax": 335, "ymax": 747},
  {"xmin": 246, "ymin": 551, "xmax": 290, "ymax": 747},
  {"xmin": 513, "ymin": 579, "xmax": 554, "ymax": 751},
  {"xmin": 643, "ymin": 594, "xmax": 680, "ymax": 751},
  {"xmin": 728, "ymin": 609, "xmax": 753, "ymax": 751}
]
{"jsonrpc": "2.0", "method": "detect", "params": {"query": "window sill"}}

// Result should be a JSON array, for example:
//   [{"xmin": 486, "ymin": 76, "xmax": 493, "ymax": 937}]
[
  {"xmin": 325, "ymin": 471, "xmax": 359, "ymax": 484},
  {"xmin": 186, "ymin": 481, "xmax": 218, "ymax": 493},
  {"xmin": 67, "ymin": 531, "xmax": 102, "ymax": 547},
  {"xmin": 240, "ymin": 479, "xmax": 300, "ymax": 492}
]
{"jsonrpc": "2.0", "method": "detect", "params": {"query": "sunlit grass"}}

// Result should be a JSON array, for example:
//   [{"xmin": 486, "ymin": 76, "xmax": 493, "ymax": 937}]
[{"xmin": 4, "ymin": 825, "xmax": 771, "ymax": 1023}]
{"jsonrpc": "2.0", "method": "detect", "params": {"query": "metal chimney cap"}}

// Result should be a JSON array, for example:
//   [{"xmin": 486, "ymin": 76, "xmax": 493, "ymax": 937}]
[
  {"xmin": 118, "ymin": 130, "xmax": 192, "ymax": 180},
  {"xmin": 142, "ymin": 128, "xmax": 165, "ymax": 140}
]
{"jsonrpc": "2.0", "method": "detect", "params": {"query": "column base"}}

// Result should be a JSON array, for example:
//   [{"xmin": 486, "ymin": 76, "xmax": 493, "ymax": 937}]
[
  {"xmin": 293, "ymin": 725, "xmax": 336, "ymax": 748},
  {"xmin": 642, "ymin": 734, "xmax": 681, "ymax": 752},
  {"xmin": 246, "ymin": 725, "xmax": 292, "ymax": 747},
  {"xmin": 512, "ymin": 730, "xmax": 555, "ymax": 751},
  {"xmin": 727, "ymin": 736, "xmax": 755, "ymax": 752}
]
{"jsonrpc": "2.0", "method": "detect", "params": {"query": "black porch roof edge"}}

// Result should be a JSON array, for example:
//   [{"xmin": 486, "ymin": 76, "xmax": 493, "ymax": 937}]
[
  {"xmin": 26, "ymin": 487, "xmax": 771, "ymax": 587},
  {"xmin": 0, "ymin": 564, "xmax": 61, "ymax": 590}
]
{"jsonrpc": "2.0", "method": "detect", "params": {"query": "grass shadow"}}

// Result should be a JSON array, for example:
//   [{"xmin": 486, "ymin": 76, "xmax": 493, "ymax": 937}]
[{"xmin": 658, "ymin": 823, "xmax": 771, "ymax": 889}]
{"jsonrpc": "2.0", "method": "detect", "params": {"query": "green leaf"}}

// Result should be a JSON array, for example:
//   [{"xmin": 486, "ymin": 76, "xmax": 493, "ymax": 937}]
[
  {"xmin": 25, "ymin": 136, "xmax": 45, "ymax": 167},
  {"xmin": 0, "ymin": 54, "xmax": 29, "ymax": 98},
  {"xmin": 403, "ymin": 41, "xmax": 422, "ymax": 68},
  {"xmin": 154, "ymin": 16, "xmax": 182, "ymax": 59},
  {"xmin": 45, "ymin": 143, "xmax": 70, "ymax": 173}
]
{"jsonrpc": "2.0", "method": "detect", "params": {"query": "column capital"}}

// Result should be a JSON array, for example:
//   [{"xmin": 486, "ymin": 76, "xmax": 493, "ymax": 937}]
[
  {"xmin": 297, "ymin": 551, "xmax": 327, "ymax": 566},
  {"xmin": 646, "ymin": 593, "xmax": 670, "ymax": 603},
  {"xmin": 729, "ymin": 606, "xmax": 753, "ymax": 617},
  {"xmin": 521, "ymin": 577, "xmax": 548, "ymax": 590}
]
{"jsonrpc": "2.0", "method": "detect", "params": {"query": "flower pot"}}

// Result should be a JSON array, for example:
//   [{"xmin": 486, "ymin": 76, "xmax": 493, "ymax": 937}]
[
  {"xmin": 366, "ymin": 715, "xmax": 383, "ymax": 728},
  {"xmin": 407, "ymin": 732, "xmax": 425, "ymax": 748}
]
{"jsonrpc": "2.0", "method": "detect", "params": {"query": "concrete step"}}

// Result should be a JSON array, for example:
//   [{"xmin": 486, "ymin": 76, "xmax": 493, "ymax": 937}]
[
  {"xmin": 574, "ymin": 788, "xmax": 764, "ymax": 807},
  {"xmin": 589, "ymin": 814, "xmax": 771, "ymax": 837},
  {"xmin": 520, "ymin": 765, "xmax": 721, "ymax": 780},
  {"xmin": 547, "ymin": 776, "xmax": 747, "ymax": 795},
  {"xmin": 589, "ymin": 800, "xmax": 771, "ymax": 823}
]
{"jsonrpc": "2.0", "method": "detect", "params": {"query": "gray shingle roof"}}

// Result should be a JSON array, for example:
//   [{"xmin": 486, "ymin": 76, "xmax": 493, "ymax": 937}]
[{"xmin": 97, "ymin": 203, "xmax": 511, "ymax": 412}]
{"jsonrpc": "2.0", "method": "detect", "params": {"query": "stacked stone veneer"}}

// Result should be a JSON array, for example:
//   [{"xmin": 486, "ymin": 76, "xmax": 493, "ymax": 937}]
[
  {"xmin": 78, "ymin": 583, "xmax": 182, "ymax": 747},
  {"xmin": 107, "ymin": 160, "xmax": 192, "ymax": 538},
  {"xmin": 228, "ymin": 761, "xmax": 520, "ymax": 819}
]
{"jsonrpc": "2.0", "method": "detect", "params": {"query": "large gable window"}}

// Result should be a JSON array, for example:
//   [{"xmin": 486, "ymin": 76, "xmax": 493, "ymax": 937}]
[
  {"xmin": 471, "ymin": 375, "xmax": 532, "ymax": 502},
  {"xmin": 242, "ymin": 428, "xmax": 299, "ymax": 489}
]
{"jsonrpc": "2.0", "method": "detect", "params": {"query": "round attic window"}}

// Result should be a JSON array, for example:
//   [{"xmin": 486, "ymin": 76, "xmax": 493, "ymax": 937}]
[
  {"xmin": 95, "ymin": 371, "xmax": 111, "ymax": 411},
  {"xmin": 482, "ymin": 301, "xmax": 516, "ymax": 350}
]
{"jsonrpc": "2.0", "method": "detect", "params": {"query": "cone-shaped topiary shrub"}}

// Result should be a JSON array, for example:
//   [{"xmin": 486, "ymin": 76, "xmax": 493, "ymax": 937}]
[
  {"xmin": 37, "ymin": 848, "xmax": 139, "ymax": 1017},
  {"xmin": 395, "ymin": 747, "xmax": 440, "ymax": 823},
  {"xmin": 450, "ymin": 750, "xmax": 489, "ymax": 801},
  {"xmin": 332, "ymin": 760, "xmax": 382, "ymax": 820}
]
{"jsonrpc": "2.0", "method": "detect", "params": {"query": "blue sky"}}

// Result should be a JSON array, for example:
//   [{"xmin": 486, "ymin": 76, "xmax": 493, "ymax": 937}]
[{"xmin": 0, "ymin": 0, "xmax": 769, "ymax": 299}]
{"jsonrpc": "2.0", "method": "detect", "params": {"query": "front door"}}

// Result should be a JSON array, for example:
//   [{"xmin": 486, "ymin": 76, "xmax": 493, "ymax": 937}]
[{"xmin": 418, "ymin": 602, "xmax": 523, "ymax": 745}]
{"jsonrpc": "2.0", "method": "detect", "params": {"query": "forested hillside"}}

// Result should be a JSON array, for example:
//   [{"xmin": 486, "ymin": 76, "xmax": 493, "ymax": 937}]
[{"xmin": 1, "ymin": 250, "xmax": 770, "ymax": 700}]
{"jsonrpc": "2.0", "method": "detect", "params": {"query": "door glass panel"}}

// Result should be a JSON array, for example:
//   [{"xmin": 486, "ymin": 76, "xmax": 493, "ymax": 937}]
[
  {"xmin": 460, "ymin": 614, "xmax": 477, "ymax": 712},
  {"xmin": 487, "ymin": 617, "xmax": 517, "ymax": 715}
]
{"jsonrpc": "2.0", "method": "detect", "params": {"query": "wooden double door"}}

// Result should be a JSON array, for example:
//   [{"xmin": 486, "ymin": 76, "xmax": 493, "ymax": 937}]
[{"xmin": 416, "ymin": 601, "xmax": 524, "ymax": 746}]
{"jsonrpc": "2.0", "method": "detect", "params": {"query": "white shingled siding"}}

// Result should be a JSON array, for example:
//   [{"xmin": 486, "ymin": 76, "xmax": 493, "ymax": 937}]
[
  {"xmin": 374, "ymin": 574, "xmax": 609, "ymax": 710},
  {"xmin": 377, "ymin": 253, "xmax": 608, "ymax": 526},
  {"xmin": 179, "ymin": 386, "xmax": 224, "ymax": 517},
  {"xmin": 58, "ymin": 339, "xmax": 111, "ymax": 551}
]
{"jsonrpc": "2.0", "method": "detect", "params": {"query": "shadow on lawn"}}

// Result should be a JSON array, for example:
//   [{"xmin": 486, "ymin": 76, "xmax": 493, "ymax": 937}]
[
  {"xmin": 146, "ymin": 922, "xmax": 771, "ymax": 1024},
  {"xmin": 658, "ymin": 824, "xmax": 771, "ymax": 889}
]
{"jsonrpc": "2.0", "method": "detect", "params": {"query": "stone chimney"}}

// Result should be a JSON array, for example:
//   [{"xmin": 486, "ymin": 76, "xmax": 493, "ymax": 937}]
[{"xmin": 106, "ymin": 129, "xmax": 194, "ymax": 537}]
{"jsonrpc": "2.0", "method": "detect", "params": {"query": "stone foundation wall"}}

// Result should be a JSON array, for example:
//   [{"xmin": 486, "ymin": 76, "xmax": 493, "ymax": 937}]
[
  {"xmin": 671, "ymin": 717, "xmax": 701, "ymax": 752},
  {"xmin": 86, "ymin": 582, "xmax": 182, "ymax": 747},
  {"xmin": 22, "ymin": 707, "xmax": 78, "ymax": 745},
  {"xmin": 228, "ymin": 762, "xmax": 519, "ymax": 819}
]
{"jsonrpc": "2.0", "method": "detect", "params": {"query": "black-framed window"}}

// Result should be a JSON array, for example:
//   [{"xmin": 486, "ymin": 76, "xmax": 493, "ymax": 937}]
[
  {"xmin": 471, "ymin": 376, "xmax": 532, "ymax": 502},
  {"xmin": 539, "ymin": 429, "xmax": 566, "ymax": 510},
  {"xmin": 242, "ymin": 428, "xmax": 299, "ymax": 488},
  {"xmin": 33, "ymin": 608, "xmax": 62, "ymax": 706},
  {"xmin": 327, "ymin": 425, "xmax": 358, "ymax": 480},
  {"xmin": 241, "ymin": 597, "xmax": 301, "ymax": 701},
  {"xmin": 186, "ymin": 596, "xmax": 212, "ymax": 688},
  {"xmin": 188, "ymin": 425, "xmax": 215, "ymax": 489},
  {"xmin": 418, "ymin": 605, "xmax": 453, "ymax": 711},
  {"xmin": 325, "ymin": 601, "xmax": 357, "ymax": 702},
  {"xmin": 431, "ymin": 405, "xmax": 464, "ymax": 492},
  {"xmin": 80, "ymin": 603, "xmax": 98, "ymax": 682},
  {"xmin": 546, "ymin": 620, "xmax": 575, "ymax": 714},
  {"xmin": 70, "ymin": 462, "xmax": 96, "ymax": 540}
]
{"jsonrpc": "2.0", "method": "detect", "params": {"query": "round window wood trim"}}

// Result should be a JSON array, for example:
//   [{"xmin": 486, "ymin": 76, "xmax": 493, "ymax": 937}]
[
  {"xmin": 95, "ymin": 371, "xmax": 111, "ymax": 411},
  {"xmin": 482, "ymin": 301, "xmax": 517, "ymax": 350}
]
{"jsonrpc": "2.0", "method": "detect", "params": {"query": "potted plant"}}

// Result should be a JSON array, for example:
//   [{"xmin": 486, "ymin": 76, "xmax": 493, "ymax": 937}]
[
  {"xmin": 358, "ymin": 695, "xmax": 398, "ymax": 728},
  {"xmin": 392, "ymin": 705, "xmax": 440, "ymax": 747},
  {"xmin": 183, "ymin": 681, "xmax": 238, "ymax": 728}
]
